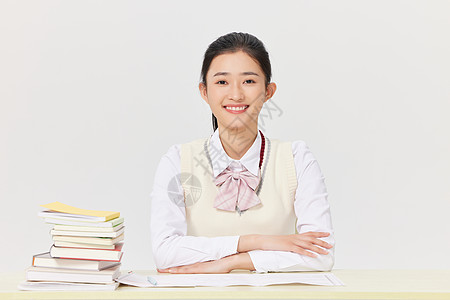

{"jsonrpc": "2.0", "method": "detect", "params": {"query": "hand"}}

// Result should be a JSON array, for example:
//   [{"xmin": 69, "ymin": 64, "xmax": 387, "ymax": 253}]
[
  {"xmin": 157, "ymin": 255, "xmax": 236, "ymax": 274},
  {"xmin": 259, "ymin": 232, "xmax": 333, "ymax": 258}
]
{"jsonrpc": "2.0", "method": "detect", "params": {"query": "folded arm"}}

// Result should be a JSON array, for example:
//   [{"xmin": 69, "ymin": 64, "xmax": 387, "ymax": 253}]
[{"xmin": 150, "ymin": 142, "xmax": 334, "ymax": 273}]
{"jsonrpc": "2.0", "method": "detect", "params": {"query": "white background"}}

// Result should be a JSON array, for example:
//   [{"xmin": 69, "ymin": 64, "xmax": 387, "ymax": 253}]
[{"xmin": 1, "ymin": 0, "xmax": 449, "ymax": 272}]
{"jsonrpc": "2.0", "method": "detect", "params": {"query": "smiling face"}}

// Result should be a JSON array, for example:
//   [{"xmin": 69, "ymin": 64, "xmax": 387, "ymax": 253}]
[{"xmin": 199, "ymin": 50, "xmax": 276, "ymax": 133}]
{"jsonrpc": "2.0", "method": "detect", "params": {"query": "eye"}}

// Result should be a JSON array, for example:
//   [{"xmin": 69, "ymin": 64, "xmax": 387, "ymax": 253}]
[
  {"xmin": 244, "ymin": 79, "xmax": 255, "ymax": 84},
  {"xmin": 216, "ymin": 80, "xmax": 227, "ymax": 85}
]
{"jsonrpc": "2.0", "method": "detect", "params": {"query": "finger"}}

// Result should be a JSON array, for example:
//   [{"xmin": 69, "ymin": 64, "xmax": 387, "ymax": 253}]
[
  {"xmin": 293, "ymin": 247, "xmax": 317, "ymax": 258},
  {"xmin": 170, "ymin": 266, "xmax": 196, "ymax": 274},
  {"xmin": 157, "ymin": 268, "xmax": 170, "ymax": 273},
  {"xmin": 296, "ymin": 241, "xmax": 329, "ymax": 255},
  {"xmin": 294, "ymin": 235, "xmax": 328, "ymax": 247},
  {"xmin": 163, "ymin": 266, "xmax": 185, "ymax": 273},
  {"xmin": 302, "ymin": 236, "xmax": 333, "ymax": 249},
  {"xmin": 308, "ymin": 245, "xmax": 329, "ymax": 255},
  {"xmin": 168, "ymin": 268, "xmax": 180, "ymax": 273},
  {"xmin": 314, "ymin": 239, "xmax": 333, "ymax": 249},
  {"xmin": 304, "ymin": 232, "xmax": 330, "ymax": 238}
]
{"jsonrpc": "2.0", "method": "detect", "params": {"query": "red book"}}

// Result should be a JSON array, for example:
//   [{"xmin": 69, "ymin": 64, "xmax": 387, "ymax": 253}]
[
  {"xmin": 32, "ymin": 252, "xmax": 120, "ymax": 271},
  {"xmin": 50, "ymin": 243, "xmax": 123, "ymax": 262}
]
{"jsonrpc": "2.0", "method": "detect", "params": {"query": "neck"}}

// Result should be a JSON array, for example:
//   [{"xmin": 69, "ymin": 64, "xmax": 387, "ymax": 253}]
[{"xmin": 218, "ymin": 125, "xmax": 258, "ymax": 160}]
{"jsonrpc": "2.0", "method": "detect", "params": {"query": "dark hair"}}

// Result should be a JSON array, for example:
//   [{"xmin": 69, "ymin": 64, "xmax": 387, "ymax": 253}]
[{"xmin": 200, "ymin": 32, "xmax": 272, "ymax": 132}]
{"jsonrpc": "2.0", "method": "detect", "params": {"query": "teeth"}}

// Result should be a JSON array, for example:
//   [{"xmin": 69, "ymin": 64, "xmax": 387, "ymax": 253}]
[{"xmin": 225, "ymin": 106, "xmax": 248, "ymax": 111}]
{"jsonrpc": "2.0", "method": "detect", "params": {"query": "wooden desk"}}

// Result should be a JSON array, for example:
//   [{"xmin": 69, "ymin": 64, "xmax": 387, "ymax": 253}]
[{"xmin": 1, "ymin": 269, "xmax": 449, "ymax": 299}]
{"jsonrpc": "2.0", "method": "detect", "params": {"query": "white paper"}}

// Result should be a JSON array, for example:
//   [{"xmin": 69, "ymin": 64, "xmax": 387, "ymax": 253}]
[
  {"xmin": 116, "ymin": 272, "xmax": 156, "ymax": 287},
  {"xmin": 116, "ymin": 272, "xmax": 344, "ymax": 288}
]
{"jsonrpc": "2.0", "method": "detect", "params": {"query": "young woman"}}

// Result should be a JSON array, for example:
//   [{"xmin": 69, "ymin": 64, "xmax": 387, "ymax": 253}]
[{"xmin": 150, "ymin": 32, "xmax": 334, "ymax": 274}]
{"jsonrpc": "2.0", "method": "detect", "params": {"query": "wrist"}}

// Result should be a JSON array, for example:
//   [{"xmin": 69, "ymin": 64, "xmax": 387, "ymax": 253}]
[
  {"xmin": 230, "ymin": 253, "xmax": 255, "ymax": 271},
  {"xmin": 238, "ymin": 234, "xmax": 262, "ymax": 252}
]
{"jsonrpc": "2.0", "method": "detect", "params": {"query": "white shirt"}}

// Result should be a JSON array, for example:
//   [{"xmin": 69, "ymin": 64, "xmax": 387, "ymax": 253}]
[{"xmin": 150, "ymin": 129, "xmax": 335, "ymax": 273}]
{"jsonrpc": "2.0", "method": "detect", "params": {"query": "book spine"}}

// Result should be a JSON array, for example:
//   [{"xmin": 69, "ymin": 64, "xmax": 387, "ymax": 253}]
[
  {"xmin": 27, "ymin": 271, "xmax": 116, "ymax": 284},
  {"xmin": 55, "ymin": 256, "xmax": 122, "ymax": 262},
  {"xmin": 50, "ymin": 246, "xmax": 123, "ymax": 262}
]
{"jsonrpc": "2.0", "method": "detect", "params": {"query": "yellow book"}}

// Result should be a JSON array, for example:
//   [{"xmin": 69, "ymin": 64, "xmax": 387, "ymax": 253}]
[{"xmin": 41, "ymin": 202, "xmax": 120, "ymax": 222}]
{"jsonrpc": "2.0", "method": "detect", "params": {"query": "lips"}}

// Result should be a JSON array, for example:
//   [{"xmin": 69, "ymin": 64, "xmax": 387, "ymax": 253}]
[{"xmin": 223, "ymin": 105, "xmax": 249, "ymax": 114}]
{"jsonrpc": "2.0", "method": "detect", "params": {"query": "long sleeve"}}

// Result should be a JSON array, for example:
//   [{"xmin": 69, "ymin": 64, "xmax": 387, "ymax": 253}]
[
  {"xmin": 247, "ymin": 140, "xmax": 335, "ymax": 273},
  {"xmin": 150, "ymin": 144, "xmax": 240, "ymax": 270}
]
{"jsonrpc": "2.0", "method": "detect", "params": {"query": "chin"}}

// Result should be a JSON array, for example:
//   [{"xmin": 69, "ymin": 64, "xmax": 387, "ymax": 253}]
[{"xmin": 220, "ymin": 120, "xmax": 254, "ymax": 134}]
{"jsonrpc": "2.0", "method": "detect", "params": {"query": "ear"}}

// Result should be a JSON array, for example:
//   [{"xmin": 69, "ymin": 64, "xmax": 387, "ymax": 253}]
[
  {"xmin": 264, "ymin": 82, "xmax": 277, "ymax": 103},
  {"xmin": 199, "ymin": 82, "xmax": 208, "ymax": 104}
]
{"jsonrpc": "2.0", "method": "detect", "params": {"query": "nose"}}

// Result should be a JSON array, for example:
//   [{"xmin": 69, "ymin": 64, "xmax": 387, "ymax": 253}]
[{"xmin": 228, "ymin": 82, "xmax": 244, "ymax": 101}]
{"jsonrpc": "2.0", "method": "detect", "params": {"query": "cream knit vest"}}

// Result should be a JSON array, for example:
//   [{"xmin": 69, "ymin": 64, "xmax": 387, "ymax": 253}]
[{"xmin": 180, "ymin": 136, "xmax": 298, "ymax": 237}]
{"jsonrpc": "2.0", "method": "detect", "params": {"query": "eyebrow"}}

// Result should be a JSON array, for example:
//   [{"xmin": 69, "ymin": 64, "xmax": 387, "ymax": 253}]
[{"xmin": 213, "ymin": 71, "xmax": 260, "ymax": 77}]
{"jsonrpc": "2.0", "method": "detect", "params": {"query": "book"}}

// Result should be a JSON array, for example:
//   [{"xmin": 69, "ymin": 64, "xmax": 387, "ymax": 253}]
[
  {"xmin": 32, "ymin": 252, "xmax": 120, "ymax": 271},
  {"xmin": 40, "ymin": 202, "xmax": 120, "ymax": 221},
  {"xmin": 26, "ymin": 265, "xmax": 120, "ymax": 284},
  {"xmin": 18, "ymin": 280, "xmax": 119, "ymax": 291},
  {"xmin": 43, "ymin": 216, "xmax": 124, "ymax": 227},
  {"xmin": 53, "ymin": 224, "xmax": 124, "ymax": 233},
  {"xmin": 52, "ymin": 233, "xmax": 124, "ymax": 246},
  {"xmin": 54, "ymin": 241, "xmax": 115, "ymax": 250},
  {"xmin": 50, "ymin": 243, "xmax": 124, "ymax": 261},
  {"xmin": 51, "ymin": 226, "xmax": 124, "ymax": 238}
]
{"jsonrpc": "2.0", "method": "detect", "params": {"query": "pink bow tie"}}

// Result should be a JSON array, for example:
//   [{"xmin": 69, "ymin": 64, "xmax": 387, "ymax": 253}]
[{"xmin": 213, "ymin": 166, "xmax": 261, "ymax": 212}]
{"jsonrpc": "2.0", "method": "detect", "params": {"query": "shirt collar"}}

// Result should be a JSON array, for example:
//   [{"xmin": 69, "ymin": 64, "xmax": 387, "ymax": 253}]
[{"xmin": 209, "ymin": 128, "xmax": 261, "ymax": 178}]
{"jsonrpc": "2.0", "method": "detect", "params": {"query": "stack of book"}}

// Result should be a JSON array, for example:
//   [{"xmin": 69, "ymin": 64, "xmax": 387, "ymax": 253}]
[{"xmin": 18, "ymin": 202, "xmax": 124, "ymax": 291}]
